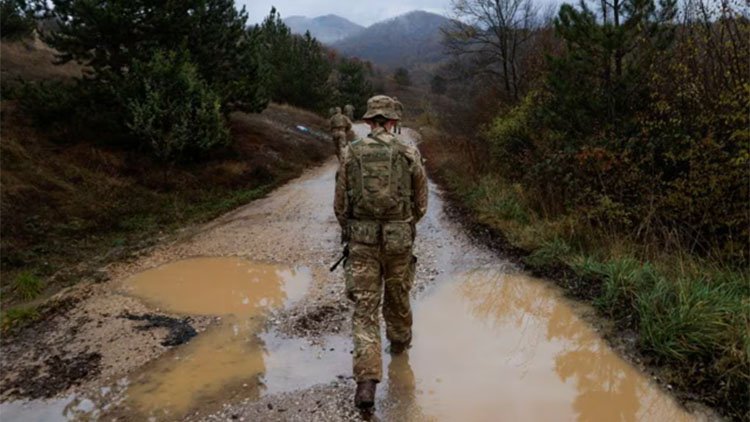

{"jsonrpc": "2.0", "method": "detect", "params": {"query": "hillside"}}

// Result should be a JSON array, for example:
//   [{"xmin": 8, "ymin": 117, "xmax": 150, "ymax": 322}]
[
  {"xmin": 284, "ymin": 14, "xmax": 364, "ymax": 44},
  {"xmin": 0, "ymin": 39, "xmax": 333, "ymax": 306},
  {"xmin": 332, "ymin": 11, "xmax": 450, "ymax": 70}
]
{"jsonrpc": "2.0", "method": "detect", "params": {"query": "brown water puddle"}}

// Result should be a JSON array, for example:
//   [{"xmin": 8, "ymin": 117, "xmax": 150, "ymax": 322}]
[
  {"xmin": 1, "ymin": 262, "xmax": 701, "ymax": 421},
  {"xmin": 119, "ymin": 257, "xmax": 314, "ymax": 418},
  {"xmin": 376, "ymin": 269, "xmax": 697, "ymax": 422}
]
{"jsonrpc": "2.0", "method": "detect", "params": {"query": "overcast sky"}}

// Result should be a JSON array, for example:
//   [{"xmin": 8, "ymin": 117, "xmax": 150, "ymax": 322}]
[{"xmin": 238, "ymin": 0, "xmax": 452, "ymax": 26}]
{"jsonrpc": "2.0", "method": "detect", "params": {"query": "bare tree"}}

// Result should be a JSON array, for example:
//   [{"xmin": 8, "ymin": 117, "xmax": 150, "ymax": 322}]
[{"xmin": 442, "ymin": 0, "xmax": 542, "ymax": 101}]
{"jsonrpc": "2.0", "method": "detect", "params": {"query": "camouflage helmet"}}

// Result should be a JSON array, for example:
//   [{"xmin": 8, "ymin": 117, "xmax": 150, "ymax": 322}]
[
  {"xmin": 362, "ymin": 95, "xmax": 400, "ymax": 121},
  {"xmin": 335, "ymin": 106, "xmax": 342, "ymax": 114}
]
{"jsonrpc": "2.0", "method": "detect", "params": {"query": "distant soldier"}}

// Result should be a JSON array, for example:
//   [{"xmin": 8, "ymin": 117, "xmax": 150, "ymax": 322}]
[
  {"xmin": 334, "ymin": 95, "xmax": 428, "ymax": 410},
  {"xmin": 344, "ymin": 104, "xmax": 355, "ymax": 121},
  {"xmin": 329, "ymin": 107, "xmax": 352, "ymax": 160},
  {"xmin": 392, "ymin": 97, "xmax": 404, "ymax": 134}
]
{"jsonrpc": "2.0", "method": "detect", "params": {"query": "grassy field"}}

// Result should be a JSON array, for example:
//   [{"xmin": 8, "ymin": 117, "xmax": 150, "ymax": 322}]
[{"xmin": 420, "ymin": 131, "xmax": 750, "ymax": 421}]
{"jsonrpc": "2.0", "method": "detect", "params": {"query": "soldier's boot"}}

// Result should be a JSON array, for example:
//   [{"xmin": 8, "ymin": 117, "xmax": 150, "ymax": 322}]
[
  {"xmin": 389, "ymin": 340, "xmax": 410, "ymax": 354},
  {"xmin": 355, "ymin": 380, "xmax": 377, "ymax": 409}
]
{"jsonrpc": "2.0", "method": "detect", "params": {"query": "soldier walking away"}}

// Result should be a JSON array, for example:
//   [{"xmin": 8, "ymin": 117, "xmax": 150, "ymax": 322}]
[
  {"xmin": 344, "ymin": 104, "xmax": 355, "ymax": 121},
  {"xmin": 333, "ymin": 95, "xmax": 428, "ymax": 410},
  {"xmin": 392, "ymin": 97, "xmax": 404, "ymax": 134},
  {"xmin": 329, "ymin": 107, "xmax": 352, "ymax": 161}
]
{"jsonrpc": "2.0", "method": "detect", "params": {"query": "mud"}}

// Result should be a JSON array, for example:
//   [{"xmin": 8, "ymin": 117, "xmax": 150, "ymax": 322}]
[
  {"xmin": 2, "ymin": 352, "xmax": 102, "ymax": 401},
  {"xmin": 0, "ymin": 124, "xmax": 716, "ymax": 422},
  {"xmin": 122, "ymin": 313, "xmax": 197, "ymax": 347}
]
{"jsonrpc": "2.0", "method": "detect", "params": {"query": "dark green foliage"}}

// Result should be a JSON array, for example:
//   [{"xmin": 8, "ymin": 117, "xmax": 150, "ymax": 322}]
[
  {"xmin": 394, "ymin": 67, "xmax": 412, "ymax": 86},
  {"xmin": 430, "ymin": 74, "xmax": 447, "ymax": 95},
  {"xmin": 18, "ymin": 80, "xmax": 79, "ymax": 128},
  {"xmin": 44, "ymin": 0, "xmax": 268, "ymax": 113},
  {"xmin": 484, "ymin": 0, "xmax": 749, "ymax": 261},
  {"xmin": 0, "ymin": 0, "xmax": 40, "ymax": 39},
  {"xmin": 123, "ymin": 50, "xmax": 229, "ymax": 163},
  {"xmin": 333, "ymin": 58, "xmax": 374, "ymax": 117},
  {"xmin": 548, "ymin": 0, "xmax": 676, "ymax": 134},
  {"xmin": 251, "ymin": 9, "xmax": 333, "ymax": 113}
]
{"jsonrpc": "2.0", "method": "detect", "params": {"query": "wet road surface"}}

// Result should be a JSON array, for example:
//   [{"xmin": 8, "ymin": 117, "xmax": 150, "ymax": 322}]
[{"xmin": 0, "ymin": 125, "xmax": 703, "ymax": 421}]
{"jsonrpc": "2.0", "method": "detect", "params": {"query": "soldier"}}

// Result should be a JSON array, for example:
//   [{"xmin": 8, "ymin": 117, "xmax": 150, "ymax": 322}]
[
  {"xmin": 334, "ymin": 95, "xmax": 428, "ymax": 409},
  {"xmin": 392, "ymin": 97, "xmax": 404, "ymax": 134},
  {"xmin": 329, "ymin": 107, "xmax": 353, "ymax": 160},
  {"xmin": 344, "ymin": 104, "xmax": 355, "ymax": 121},
  {"xmin": 329, "ymin": 107, "xmax": 337, "ymax": 118}
]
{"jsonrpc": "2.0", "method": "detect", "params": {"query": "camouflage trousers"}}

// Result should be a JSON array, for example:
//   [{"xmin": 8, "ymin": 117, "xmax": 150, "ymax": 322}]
[
  {"xmin": 332, "ymin": 129, "xmax": 347, "ymax": 160},
  {"xmin": 345, "ymin": 242, "xmax": 416, "ymax": 382}
]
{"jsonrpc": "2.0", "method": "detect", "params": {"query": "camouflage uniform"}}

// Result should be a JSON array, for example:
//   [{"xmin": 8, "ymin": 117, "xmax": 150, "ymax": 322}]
[
  {"xmin": 344, "ymin": 104, "xmax": 355, "ymax": 121},
  {"xmin": 334, "ymin": 96, "xmax": 428, "ymax": 383},
  {"xmin": 329, "ymin": 108, "xmax": 353, "ymax": 160},
  {"xmin": 393, "ymin": 98, "xmax": 404, "ymax": 134}
]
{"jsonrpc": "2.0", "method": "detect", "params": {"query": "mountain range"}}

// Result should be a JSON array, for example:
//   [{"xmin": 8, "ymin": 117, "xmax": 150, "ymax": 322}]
[
  {"xmin": 285, "ymin": 11, "xmax": 451, "ymax": 70},
  {"xmin": 284, "ymin": 14, "xmax": 364, "ymax": 44}
]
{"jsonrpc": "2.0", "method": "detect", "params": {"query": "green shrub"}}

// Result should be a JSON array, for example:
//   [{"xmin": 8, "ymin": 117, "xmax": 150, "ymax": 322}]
[
  {"xmin": 484, "ymin": 93, "xmax": 537, "ymax": 181},
  {"xmin": 13, "ymin": 270, "xmax": 44, "ymax": 300},
  {"xmin": 123, "ymin": 50, "xmax": 229, "ymax": 162}
]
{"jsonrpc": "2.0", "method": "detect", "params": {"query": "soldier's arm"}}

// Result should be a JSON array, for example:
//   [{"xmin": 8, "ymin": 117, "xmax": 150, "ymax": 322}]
[
  {"xmin": 410, "ymin": 148, "xmax": 428, "ymax": 222},
  {"xmin": 345, "ymin": 117, "xmax": 353, "ymax": 132},
  {"xmin": 334, "ymin": 148, "xmax": 350, "ymax": 233}
]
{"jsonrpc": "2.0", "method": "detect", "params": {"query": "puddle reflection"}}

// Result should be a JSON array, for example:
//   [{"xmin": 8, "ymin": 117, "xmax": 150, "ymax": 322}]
[
  {"xmin": 378, "ymin": 269, "xmax": 694, "ymax": 422},
  {"xmin": 120, "ymin": 257, "xmax": 312, "ymax": 419}
]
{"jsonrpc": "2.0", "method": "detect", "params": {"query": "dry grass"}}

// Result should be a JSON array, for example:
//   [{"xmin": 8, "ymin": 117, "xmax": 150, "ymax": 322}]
[{"xmin": 1, "ymin": 36, "xmax": 83, "ymax": 86}]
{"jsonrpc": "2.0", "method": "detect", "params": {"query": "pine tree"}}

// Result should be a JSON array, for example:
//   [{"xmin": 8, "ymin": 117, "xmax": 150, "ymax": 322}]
[
  {"xmin": 0, "ymin": 0, "xmax": 42, "ymax": 40},
  {"xmin": 45, "ymin": 0, "xmax": 267, "ymax": 112},
  {"xmin": 335, "ymin": 59, "xmax": 374, "ymax": 117},
  {"xmin": 548, "ymin": 0, "xmax": 677, "ymax": 135}
]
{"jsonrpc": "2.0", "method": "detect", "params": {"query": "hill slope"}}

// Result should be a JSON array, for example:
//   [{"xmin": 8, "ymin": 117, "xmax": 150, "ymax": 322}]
[
  {"xmin": 284, "ymin": 14, "xmax": 364, "ymax": 44},
  {"xmin": 332, "ymin": 11, "xmax": 450, "ymax": 69}
]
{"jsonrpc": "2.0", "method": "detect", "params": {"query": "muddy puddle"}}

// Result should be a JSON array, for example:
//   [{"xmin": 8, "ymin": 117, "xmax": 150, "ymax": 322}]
[
  {"xmin": 1, "ymin": 263, "xmax": 699, "ymax": 422},
  {"xmin": 119, "ymin": 257, "xmax": 318, "ymax": 418},
  {"xmin": 375, "ymin": 268, "xmax": 696, "ymax": 421}
]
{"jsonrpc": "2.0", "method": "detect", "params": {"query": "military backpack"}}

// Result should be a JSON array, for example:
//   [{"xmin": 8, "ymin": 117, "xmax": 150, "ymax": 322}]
[{"xmin": 346, "ymin": 133, "xmax": 413, "ymax": 221}]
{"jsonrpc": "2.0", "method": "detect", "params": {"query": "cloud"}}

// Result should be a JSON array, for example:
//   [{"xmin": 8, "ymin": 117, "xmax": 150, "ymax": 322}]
[{"xmin": 238, "ymin": 0, "xmax": 452, "ymax": 26}]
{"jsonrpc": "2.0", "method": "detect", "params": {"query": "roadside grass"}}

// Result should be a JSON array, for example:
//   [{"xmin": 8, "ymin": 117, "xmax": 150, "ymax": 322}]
[
  {"xmin": 13, "ymin": 271, "xmax": 45, "ymax": 300},
  {"xmin": 422, "ymin": 134, "xmax": 750, "ymax": 420},
  {"xmin": 0, "ymin": 305, "xmax": 40, "ymax": 332}
]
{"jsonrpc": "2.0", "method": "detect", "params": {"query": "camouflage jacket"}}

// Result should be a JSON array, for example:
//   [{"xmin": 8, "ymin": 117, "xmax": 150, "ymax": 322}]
[
  {"xmin": 334, "ymin": 127, "xmax": 428, "ymax": 230},
  {"xmin": 329, "ymin": 113, "xmax": 353, "ymax": 131}
]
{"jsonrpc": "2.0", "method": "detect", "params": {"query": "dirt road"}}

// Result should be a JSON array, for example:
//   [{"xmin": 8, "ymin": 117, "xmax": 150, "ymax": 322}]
[{"xmin": 0, "ymin": 125, "xmax": 708, "ymax": 421}]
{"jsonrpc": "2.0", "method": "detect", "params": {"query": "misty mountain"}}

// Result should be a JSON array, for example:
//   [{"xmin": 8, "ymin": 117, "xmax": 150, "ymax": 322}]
[
  {"xmin": 284, "ymin": 15, "xmax": 364, "ymax": 44},
  {"xmin": 332, "ymin": 11, "xmax": 451, "ymax": 70}
]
